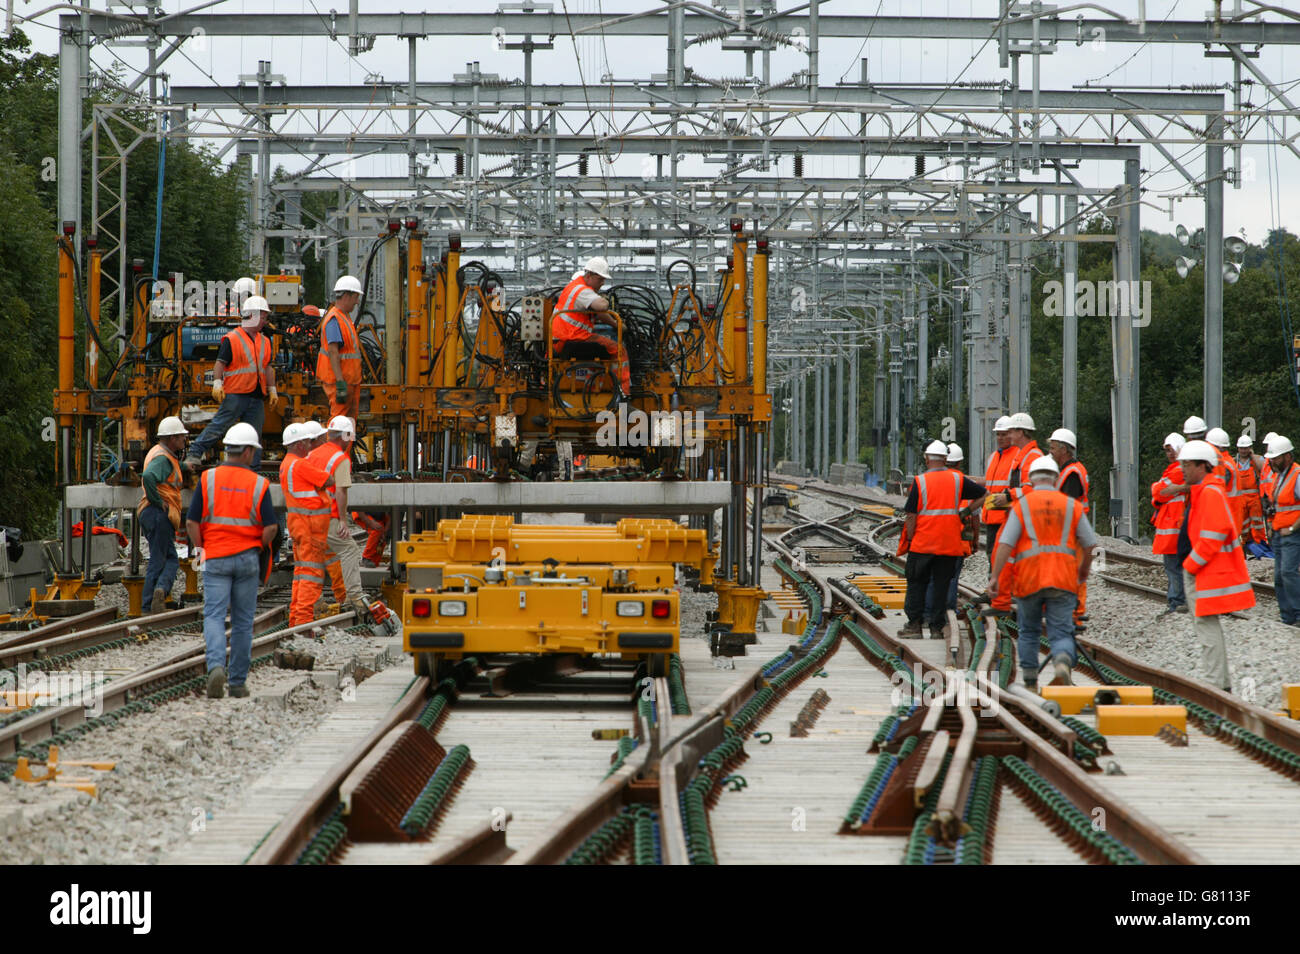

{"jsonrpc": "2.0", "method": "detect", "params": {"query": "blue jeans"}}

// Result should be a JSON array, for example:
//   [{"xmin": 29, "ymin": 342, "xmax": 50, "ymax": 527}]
[
  {"xmin": 925, "ymin": 556, "xmax": 962, "ymax": 618},
  {"xmin": 202, "ymin": 549, "xmax": 260, "ymax": 686},
  {"xmin": 188, "ymin": 392, "xmax": 266, "ymax": 468},
  {"xmin": 1275, "ymin": 532, "xmax": 1300, "ymax": 624},
  {"xmin": 1015, "ymin": 589, "xmax": 1078, "ymax": 674},
  {"xmin": 1162, "ymin": 553, "xmax": 1186, "ymax": 609},
  {"xmin": 140, "ymin": 504, "xmax": 178, "ymax": 598}
]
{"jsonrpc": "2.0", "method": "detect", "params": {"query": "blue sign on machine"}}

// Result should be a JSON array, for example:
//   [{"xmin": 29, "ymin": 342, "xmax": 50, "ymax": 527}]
[{"xmin": 182, "ymin": 324, "xmax": 236, "ymax": 359}]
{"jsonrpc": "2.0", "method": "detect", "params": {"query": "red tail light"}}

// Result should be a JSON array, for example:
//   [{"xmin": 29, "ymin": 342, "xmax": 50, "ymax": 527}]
[
  {"xmin": 412, "ymin": 598, "xmax": 431, "ymax": 618},
  {"xmin": 651, "ymin": 599, "xmax": 671, "ymax": 619}
]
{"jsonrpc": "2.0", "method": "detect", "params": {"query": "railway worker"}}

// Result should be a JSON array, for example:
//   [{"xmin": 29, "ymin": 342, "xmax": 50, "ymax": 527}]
[
  {"xmin": 318, "ymin": 275, "xmax": 364, "ymax": 423},
  {"xmin": 1233, "ymin": 435, "xmax": 1267, "ymax": 547},
  {"xmin": 279, "ymin": 423, "xmax": 336, "ymax": 626},
  {"xmin": 984, "ymin": 412, "xmax": 1044, "ymax": 616},
  {"xmin": 1048, "ymin": 428, "xmax": 1091, "ymax": 627},
  {"xmin": 298, "ymin": 419, "xmax": 349, "ymax": 611},
  {"xmin": 1260, "ymin": 432, "xmax": 1280, "ymax": 507},
  {"xmin": 138, "ymin": 416, "xmax": 189, "ymax": 614},
  {"xmin": 898, "ymin": 440, "xmax": 987, "ymax": 639},
  {"xmin": 308, "ymin": 416, "xmax": 368, "ymax": 617},
  {"xmin": 988, "ymin": 456, "xmax": 1097, "ymax": 690},
  {"xmin": 183, "ymin": 296, "xmax": 280, "ymax": 473},
  {"xmin": 1205, "ymin": 428, "xmax": 1238, "ymax": 524},
  {"xmin": 551, "ymin": 256, "xmax": 632, "ymax": 397},
  {"xmin": 1152, "ymin": 433, "xmax": 1189, "ymax": 616},
  {"xmin": 1183, "ymin": 415, "xmax": 1208, "ymax": 442},
  {"xmin": 1178, "ymin": 440, "xmax": 1254, "ymax": 691},
  {"xmin": 981, "ymin": 416, "xmax": 1015, "ymax": 554},
  {"xmin": 924, "ymin": 443, "xmax": 974, "ymax": 618},
  {"xmin": 185, "ymin": 423, "xmax": 277, "ymax": 700},
  {"xmin": 352, "ymin": 511, "xmax": 390, "ymax": 568},
  {"xmin": 1265, "ymin": 436, "xmax": 1300, "ymax": 626}
]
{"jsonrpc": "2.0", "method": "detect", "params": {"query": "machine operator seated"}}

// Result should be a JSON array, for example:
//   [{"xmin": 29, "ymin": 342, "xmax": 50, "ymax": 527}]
[{"xmin": 550, "ymin": 256, "xmax": 631, "ymax": 397}]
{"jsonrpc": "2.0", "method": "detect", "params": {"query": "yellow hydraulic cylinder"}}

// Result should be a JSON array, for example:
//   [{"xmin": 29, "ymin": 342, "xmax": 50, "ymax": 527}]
[
  {"xmin": 729, "ymin": 219, "xmax": 748, "ymax": 384},
  {"xmin": 57, "ymin": 225, "xmax": 76, "ymax": 427},
  {"xmin": 443, "ymin": 237, "xmax": 461, "ymax": 387},
  {"xmin": 406, "ymin": 229, "xmax": 426, "ymax": 387},
  {"xmin": 87, "ymin": 245, "xmax": 101, "ymax": 387},
  {"xmin": 752, "ymin": 238, "xmax": 767, "ymax": 398}
]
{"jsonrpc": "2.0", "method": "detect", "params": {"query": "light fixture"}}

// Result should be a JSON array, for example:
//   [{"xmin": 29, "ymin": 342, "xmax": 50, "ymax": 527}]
[
  {"xmin": 1223, "ymin": 262, "xmax": 1241, "ymax": 285},
  {"xmin": 1176, "ymin": 224, "xmax": 1190, "ymax": 246},
  {"xmin": 1176, "ymin": 256, "xmax": 1196, "ymax": 279},
  {"xmin": 1224, "ymin": 235, "xmax": 1247, "ymax": 257}
]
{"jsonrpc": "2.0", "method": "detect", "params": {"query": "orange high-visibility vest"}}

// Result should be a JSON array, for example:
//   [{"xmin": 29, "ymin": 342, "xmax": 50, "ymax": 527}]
[
  {"xmin": 1260, "ymin": 462, "xmax": 1278, "ymax": 503},
  {"xmin": 279, "ymin": 454, "xmax": 331, "ymax": 519},
  {"xmin": 551, "ymin": 276, "xmax": 599, "ymax": 346},
  {"xmin": 982, "ymin": 447, "xmax": 1013, "ymax": 527},
  {"xmin": 221, "ymin": 328, "xmax": 271, "ymax": 395},
  {"xmin": 1271, "ymin": 462, "xmax": 1300, "ymax": 532},
  {"xmin": 306, "ymin": 442, "xmax": 349, "ymax": 520},
  {"xmin": 138, "ymin": 444, "xmax": 183, "ymax": 516},
  {"xmin": 316, "ymin": 305, "xmax": 362, "ymax": 388},
  {"xmin": 1212, "ymin": 449, "xmax": 1236, "ymax": 496},
  {"xmin": 908, "ymin": 469, "xmax": 966, "ymax": 556},
  {"xmin": 1005, "ymin": 441, "xmax": 1044, "ymax": 504},
  {"xmin": 1184, "ymin": 478, "xmax": 1256, "ymax": 616},
  {"xmin": 1056, "ymin": 459, "xmax": 1090, "ymax": 516},
  {"xmin": 1007, "ymin": 487, "xmax": 1084, "ymax": 598},
  {"xmin": 198, "ymin": 465, "xmax": 269, "ymax": 559},
  {"xmin": 1151, "ymin": 461, "xmax": 1187, "ymax": 556},
  {"xmin": 1231, "ymin": 456, "xmax": 1260, "ymax": 496}
]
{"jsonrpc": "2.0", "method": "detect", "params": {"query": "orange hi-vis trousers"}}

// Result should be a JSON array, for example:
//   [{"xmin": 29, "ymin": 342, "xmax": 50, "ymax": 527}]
[{"xmin": 288, "ymin": 514, "xmax": 331, "ymax": 626}]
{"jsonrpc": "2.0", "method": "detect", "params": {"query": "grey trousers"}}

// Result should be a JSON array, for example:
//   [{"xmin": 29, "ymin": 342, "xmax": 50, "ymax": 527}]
[
  {"xmin": 328, "ymin": 518, "xmax": 364, "ymax": 603},
  {"xmin": 1182, "ymin": 569, "xmax": 1231, "ymax": 690}
]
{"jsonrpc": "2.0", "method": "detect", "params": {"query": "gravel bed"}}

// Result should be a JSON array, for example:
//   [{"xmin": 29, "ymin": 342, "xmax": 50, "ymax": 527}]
[{"xmin": 0, "ymin": 625, "xmax": 398, "ymax": 865}]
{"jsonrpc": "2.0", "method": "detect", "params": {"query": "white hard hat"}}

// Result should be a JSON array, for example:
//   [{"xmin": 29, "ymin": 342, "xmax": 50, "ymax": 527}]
[
  {"xmin": 924, "ymin": 439, "xmax": 948, "ymax": 457},
  {"xmin": 1265, "ymin": 431, "xmax": 1279, "ymax": 444},
  {"xmin": 1049, "ymin": 427, "xmax": 1076, "ymax": 448},
  {"xmin": 1028, "ymin": 456, "xmax": 1060, "ymax": 478},
  {"xmin": 993, "ymin": 415, "xmax": 1012, "ymax": 432},
  {"xmin": 1178, "ymin": 440, "xmax": 1220, "ymax": 464},
  {"xmin": 327, "ymin": 415, "xmax": 356, "ymax": 439},
  {"xmin": 223, "ymin": 421, "xmax": 262, "ymax": 449},
  {"xmin": 334, "ymin": 275, "xmax": 363, "ymax": 295},
  {"xmin": 231, "ymin": 277, "xmax": 257, "ymax": 297},
  {"xmin": 1183, "ymin": 415, "xmax": 1208, "ymax": 435},
  {"xmin": 157, "ymin": 416, "xmax": 188, "ymax": 438},
  {"xmin": 282, "ymin": 422, "xmax": 303, "ymax": 446},
  {"xmin": 584, "ymin": 256, "xmax": 612, "ymax": 280},
  {"xmin": 1009, "ymin": 412, "xmax": 1036, "ymax": 431},
  {"xmin": 241, "ymin": 295, "xmax": 269, "ymax": 315},
  {"xmin": 946, "ymin": 442, "xmax": 964, "ymax": 463},
  {"xmin": 1205, "ymin": 427, "xmax": 1230, "ymax": 449},
  {"xmin": 1237, "ymin": 434, "xmax": 1254, "ymax": 449},
  {"xmin": 1266, "ymin": 436, "xmax": 1295, "ymax": 460},
  {"xmin": 300, "ymin": 420, "xmax": 326, "ymax": 440},
  {"xmin": 1164, "ymin": 433, "xmax": 1186, "ymax": 452}
]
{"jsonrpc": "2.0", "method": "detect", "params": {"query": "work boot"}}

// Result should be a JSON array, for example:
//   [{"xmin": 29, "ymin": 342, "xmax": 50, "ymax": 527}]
[
  {"xmin": 313, "ymin": 597, "xmax": 333, "ymax": 619},
  {"xmin": 1174, "ymin": 604, "xmax": 1188, "ymax": 614},
  {"xmin": 896, "ymin": 619, "xmax": 924, "ymax": 639},
  {"xmin": 229, "ymin": 685, "xmax": 250, "ymax": 698},
  {"xmin": 206, "ymin": 666, "xmax": 226, "ymax": 699},
  {"xmin": 151, "ymin": 587, "xmax": 167, "ymax": 614},
  {"xmin": 1053, "ymin": 654, "xmax": 1073, "ymax": 687},
  {"xmin": 352, "ymin": 598, "xmax": 372, "ymax": 623},
  {"xmin": 1157, "ymin": 606, "xmax": 1176, "ymax": 618},
  {"xmin": 181, "ymin": 457, "xmax": 202, "ymax": 475},
  {"xmin": 1022, "ymin": 667, "xmax": 1038, "ymax": 691}
]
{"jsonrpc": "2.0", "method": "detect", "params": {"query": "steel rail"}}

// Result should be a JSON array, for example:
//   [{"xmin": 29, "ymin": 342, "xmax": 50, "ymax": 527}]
[{"xmin": 0, "ymin": 606, "xmax": 202, "ymax": 670}]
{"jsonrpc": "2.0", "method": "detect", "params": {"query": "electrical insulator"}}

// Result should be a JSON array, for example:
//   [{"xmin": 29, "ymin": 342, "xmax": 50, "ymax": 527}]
[
  {"xmin": 915, "ymin": 155, "xmax": 925, "ymax": 177},
  {"xmin": 455, "ymin": 152, "xmax": 465, "ymax": 176},
  {"xmin": 579, "ymin": 153, "xmax": 589, "ymax": 176},
  {"xmin": 793, "ymin": 154, "xmax": 804, "ymax": 179}
]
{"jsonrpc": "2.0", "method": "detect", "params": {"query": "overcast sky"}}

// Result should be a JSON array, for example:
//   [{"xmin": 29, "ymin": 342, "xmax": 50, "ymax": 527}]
[{"xmin": 18, "ymin": 0, "xmax": 1300, "ymax": 246}]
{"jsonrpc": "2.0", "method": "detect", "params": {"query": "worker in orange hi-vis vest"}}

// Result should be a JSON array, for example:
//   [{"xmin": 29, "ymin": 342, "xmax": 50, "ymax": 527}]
[
  {"xmin": 1178, "ymin": 440, "xmax": 1255, "ymax": 691},
  {"xmin": 551, "ymin": 256, "xmax": 631, "ymax": 395},
  {"xmin": 183, "ymin": 293, "xmax": 279, "ymax": 472},
  {"xmin": 1205, "ymin": 428, "xmax": 1239, "ymax": 534},
  {"xmin": 1048, "ymin": 427, "xmax": 1091, "ymax": 628},
  {"xmin": 981, "ymin": 416, "xmax": 1015, "ymax": 554},
  {"xmin": 1232, "ymin": 434, "xmax": 1267, "ymax": 546},
  {"xmin": 1151, "ymin": 432, "xmax": 1189, "ymax": 616},
  {"xmin": 318, "ymin": 275, "xmax": 364, "ymax": 422},
  {"xmin": 988, "ymin": 455, "xmax": 1098, "ymax": 691},
  {"xmin": 1266, "ymin": 435, "xmax": 1300, "ymax": 626},
  {"xmin": 280, "ymin": 423, "xmax": 336, "ymax": 626},
  {"xmin": 898, "ymin": 441, "xmax": 987, "ymax": 639},
  {"xmin": 985, "ymin": 412, "xmax": 1043, "ymax": 616}
]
